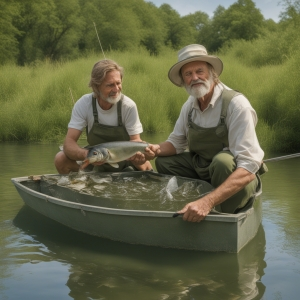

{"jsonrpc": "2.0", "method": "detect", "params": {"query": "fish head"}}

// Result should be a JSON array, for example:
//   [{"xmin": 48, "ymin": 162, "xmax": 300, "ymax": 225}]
[
  {"xmin": 80, "ymin": 147, "xmax": 110, "ymax": 169},
  {"xmin": 87, "ymin": 147, "xmax": 109, "ymax": 164}
]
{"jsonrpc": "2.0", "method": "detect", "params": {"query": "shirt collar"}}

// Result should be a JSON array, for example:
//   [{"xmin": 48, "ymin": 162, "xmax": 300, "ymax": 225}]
[{"xmin": 208, "ymin": 83, "xmax": 224, "ymax": 107}]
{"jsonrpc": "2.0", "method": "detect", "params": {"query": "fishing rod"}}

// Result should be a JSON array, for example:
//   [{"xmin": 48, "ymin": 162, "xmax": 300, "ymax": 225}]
[
  {"xmin": 93, "ymin": 22, "xmax": 106, "ymax": 60},
  {"xmin": 264, "ymin": 153, "xmax": 300, "ymax": 162},
  {"xmin": 67, "ymin": 23, "xmax": 106, "ymax": 108}
]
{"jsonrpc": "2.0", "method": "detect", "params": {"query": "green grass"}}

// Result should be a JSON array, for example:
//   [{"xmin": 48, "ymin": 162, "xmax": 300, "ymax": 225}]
[{"xmin": 1, "ymin": 47, "xmax": 300, "ymax": 153}]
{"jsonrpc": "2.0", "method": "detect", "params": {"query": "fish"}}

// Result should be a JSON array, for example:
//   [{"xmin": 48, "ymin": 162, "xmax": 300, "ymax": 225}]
[{"xmin": 80, "ymin": 141, "xmax": 149, "ymax": 169}]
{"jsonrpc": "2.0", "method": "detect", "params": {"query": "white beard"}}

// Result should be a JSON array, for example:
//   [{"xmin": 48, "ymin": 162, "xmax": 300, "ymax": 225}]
[
  {"xmin": 184, "ymin": 77, "xmax": 213, "ymax": 99},
  {"xmin": 100, "ymin": 92, "xmax": 122, "ymax": 105}
]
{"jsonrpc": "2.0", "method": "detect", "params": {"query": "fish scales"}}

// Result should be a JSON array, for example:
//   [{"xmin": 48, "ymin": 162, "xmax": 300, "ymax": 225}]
[{"xmin": 82, "ymin": 141, "xmax": 149, "ymax": 169}]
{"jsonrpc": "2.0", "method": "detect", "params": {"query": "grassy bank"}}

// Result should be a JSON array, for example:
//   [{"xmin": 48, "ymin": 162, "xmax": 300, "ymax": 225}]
[{"xmin": 1, "ymin": 48, "xmax": 300, "ymax": 153}]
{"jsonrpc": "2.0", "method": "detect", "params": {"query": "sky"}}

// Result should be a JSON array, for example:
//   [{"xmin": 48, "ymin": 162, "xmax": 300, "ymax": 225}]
[{"xmin": 149, "ymin": 0, "xmax": 283, "ymax": 22}]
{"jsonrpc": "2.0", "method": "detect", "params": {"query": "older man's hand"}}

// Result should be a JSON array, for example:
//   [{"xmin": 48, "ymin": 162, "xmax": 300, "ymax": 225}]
[
  {"xmin": 143, "ymin": 144, "xmax": 161, "ymax": 160},
  {"xmin": 177, "ymin": 196, "xmax": 215, "ymax": 222}
]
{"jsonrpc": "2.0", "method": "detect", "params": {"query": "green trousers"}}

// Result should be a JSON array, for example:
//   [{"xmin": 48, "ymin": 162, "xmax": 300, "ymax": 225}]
[{"xmin": 155, "ymin": 151, "xmax": 260, "ymax": 213}]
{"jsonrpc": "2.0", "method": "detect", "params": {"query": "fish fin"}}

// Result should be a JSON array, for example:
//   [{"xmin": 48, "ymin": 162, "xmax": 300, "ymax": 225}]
[
  {"xmin": 107, "ymin": 149, "xmax": 116, "ymax": 160},
  {"xmin": 106, "ymin": 150, "xmax": 118, "ymax": 168},
  {"xmin": 108, "ymin": 163, "xmax": 119, "ymax": 168}
]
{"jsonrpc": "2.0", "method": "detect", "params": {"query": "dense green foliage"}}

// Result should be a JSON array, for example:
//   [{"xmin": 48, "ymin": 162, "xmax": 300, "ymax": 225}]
[
  {"xmin": 1, "ymin": 0, "xmax": 300, "ymax": 153},
  {"xmin": 0, "ymin": 0, "xmax": 282, "ymax": 65},
  {"xmin": 1, "ymin": 43, "xmax": 300, "ymax": 153}
]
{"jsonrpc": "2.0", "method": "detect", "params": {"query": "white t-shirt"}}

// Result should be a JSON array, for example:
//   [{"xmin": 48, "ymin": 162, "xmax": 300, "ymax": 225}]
[
  {"xmin": 68, "ymin": 93, "xmax": 143, "ymax": 136},
  {"xmin": 167, "ymin": 83, "xmax": 264, "ymax": 174}
]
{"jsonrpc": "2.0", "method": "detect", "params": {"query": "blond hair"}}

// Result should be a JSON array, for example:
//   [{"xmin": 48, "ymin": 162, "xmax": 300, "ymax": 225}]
[{"xmin": 89, "ymin": 59, "xmax": 124, "ymax": 96}]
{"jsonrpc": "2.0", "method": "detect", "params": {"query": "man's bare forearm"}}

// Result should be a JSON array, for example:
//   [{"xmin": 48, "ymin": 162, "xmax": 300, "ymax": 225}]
[
  {"xmin": 178, "ymin": 167, "xmax": 256, "ymax": 222},
  {"xmin": 63, "ymin": 137, "xmax": 88, "ymax": 161},
  {"xmin": 157, "ymin": 141, "xmax": 177, "ymax": 156},
  {"xmin": 205, "ymin": 167, "xmax": 256, "ymax": 207}
]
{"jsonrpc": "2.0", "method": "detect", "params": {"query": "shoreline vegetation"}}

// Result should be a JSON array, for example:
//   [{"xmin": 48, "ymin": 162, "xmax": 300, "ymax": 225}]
[
  {"xmin": 1, "ymin": 0, "xmax": 300, "ymax": 153},
  {"xmin": 1, "ymin": 47, "xmax": 300, "ymax": 154}
]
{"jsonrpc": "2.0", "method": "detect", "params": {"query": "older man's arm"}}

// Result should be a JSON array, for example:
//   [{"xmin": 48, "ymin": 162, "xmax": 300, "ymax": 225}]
[{"xmin": 177, "ymin": 167, "xmax": 256, "ymax": 222}]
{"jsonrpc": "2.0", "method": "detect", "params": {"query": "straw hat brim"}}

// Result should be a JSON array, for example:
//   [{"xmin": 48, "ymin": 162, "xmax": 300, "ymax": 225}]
[{"xmin": 168, "ymin": 55, "xmax": 223, "ymax": 87}]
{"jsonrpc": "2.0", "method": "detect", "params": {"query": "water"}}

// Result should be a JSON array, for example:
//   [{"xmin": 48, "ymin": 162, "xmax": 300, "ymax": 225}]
[{"xmin": 1, "ymin": 142, "xmax": 300, "ymax": 299}]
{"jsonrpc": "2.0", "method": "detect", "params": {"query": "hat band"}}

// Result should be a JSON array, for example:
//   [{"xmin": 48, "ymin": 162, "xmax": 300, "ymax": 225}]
[{"xmin": 179, "ymin": 50, "xmax": 207, "ymax": 61}]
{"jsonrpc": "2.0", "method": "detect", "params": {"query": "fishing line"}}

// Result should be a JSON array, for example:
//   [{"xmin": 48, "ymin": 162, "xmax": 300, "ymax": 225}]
[{"xmin": 93, "ymin": 22, "xmax": 107, "ymax": 60}]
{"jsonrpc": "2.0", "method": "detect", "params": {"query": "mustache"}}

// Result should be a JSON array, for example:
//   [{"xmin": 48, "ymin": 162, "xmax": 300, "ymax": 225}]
[
  {"xmin": 190, "ymin": 79, "xmax": 207, "ymax": 87},
  {"xmin": 109, "ymin": 90, "xmax": 121, "ymax": 97}
]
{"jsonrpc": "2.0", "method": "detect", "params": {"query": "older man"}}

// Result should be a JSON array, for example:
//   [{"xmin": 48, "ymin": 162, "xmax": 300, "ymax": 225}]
[
  {"xmin": 55, "ymin": 59, "xmax": 152, "ymax": 174},
  {"xmin": 148, "ymin": 44, "xmax": 266, "ymax": 222}
]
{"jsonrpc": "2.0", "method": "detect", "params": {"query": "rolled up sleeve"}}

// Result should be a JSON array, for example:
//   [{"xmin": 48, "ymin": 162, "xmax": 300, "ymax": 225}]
[{"xmin": 227, "ymin": 96, "xmax": 264, "ymax": 174}]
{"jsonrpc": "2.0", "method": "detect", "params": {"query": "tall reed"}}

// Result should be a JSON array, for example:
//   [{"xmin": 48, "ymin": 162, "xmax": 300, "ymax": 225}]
[{"xmin": 1, "ymin": 47, "xmax": 300, "ymax": 153}]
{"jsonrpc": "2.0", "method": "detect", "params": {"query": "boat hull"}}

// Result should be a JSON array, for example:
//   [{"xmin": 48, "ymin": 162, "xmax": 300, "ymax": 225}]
[{"xmin": 11, "ymin": 172, "xmax": 262, "ymax": 253}]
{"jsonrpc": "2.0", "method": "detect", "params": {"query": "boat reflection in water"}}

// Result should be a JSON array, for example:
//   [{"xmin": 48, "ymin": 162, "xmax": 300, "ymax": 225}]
[{"xmin": 13, "ymin": 205, "xmax": 266, "ymax": 299}]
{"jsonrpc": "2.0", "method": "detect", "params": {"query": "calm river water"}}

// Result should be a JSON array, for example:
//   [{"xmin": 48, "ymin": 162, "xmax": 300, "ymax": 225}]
[{"xmin": 1, "ymin": 140, "xmax": 300, "ymax": 300}]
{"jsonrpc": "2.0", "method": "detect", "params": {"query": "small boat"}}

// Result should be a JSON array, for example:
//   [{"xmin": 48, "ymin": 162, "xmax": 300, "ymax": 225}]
[{"xmin": 11, "ymin": 171, "xmax": 262, "ymax": 253}]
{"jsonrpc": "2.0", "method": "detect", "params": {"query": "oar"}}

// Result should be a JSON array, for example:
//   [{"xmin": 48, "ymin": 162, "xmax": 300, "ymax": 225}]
[{"xmin": 264, "ymin": 153, "xmax": 300, "ymax": 162}]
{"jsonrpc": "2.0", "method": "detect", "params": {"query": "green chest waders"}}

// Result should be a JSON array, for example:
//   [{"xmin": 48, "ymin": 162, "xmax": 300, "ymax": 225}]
[
  {"xmin": 86, "ymin": 96, "xmax": 132, "ymax": 172},
  {"xmin": 188, "ymin": 89, "xmax": 239, "ymax": 180}
]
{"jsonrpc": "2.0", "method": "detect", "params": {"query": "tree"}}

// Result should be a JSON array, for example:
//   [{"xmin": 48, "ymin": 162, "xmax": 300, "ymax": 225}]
[
  {"xmin": 15, "ymin": 0, "xmax": 83, "ymax": 65},
  {"xmin": 159, "ymin": 4, "xmax": 195, "ymax": 49},
  {"xmin": 279, "ymin": 0, "xmax": 300, "ymax": 25},
  {"xmin": 133, "ymin": 1, "xmax": 166, "ymax": 55},
  {"xmin": 182, "ymin": 11, "xmax": 210, "ymax": 42},
  {"xmin": 223, "ymin": 0, "xmax": 264, "ymax": 40},
  {"xmin": 84, "ymin": 0, "xmax": 142, "ymax": 52},
  {"xmin": 200, "ymin": 0, "xmax": 264, "ymax": 52},
  {"xmin": 199, "ymin": 5, "xmax": 226, "ymax": 52},
  {"xmin": 0, "ymin": 0, "xmax": 20, "ymax": 64}
]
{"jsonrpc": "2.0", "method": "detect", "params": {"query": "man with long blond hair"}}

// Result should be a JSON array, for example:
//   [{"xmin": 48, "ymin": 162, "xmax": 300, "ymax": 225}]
[{"xmin": 55, "ymin": 59, "xmax": 152, "ymax": 174}]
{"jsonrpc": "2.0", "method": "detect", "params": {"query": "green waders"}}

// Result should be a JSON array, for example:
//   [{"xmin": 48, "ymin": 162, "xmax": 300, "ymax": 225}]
[
  {"xmin": 156, "ymin": 89, "xmax": 264, "ymax": 213},
  {"xmin": 85, "ymin": 96, "xmax": 137, "ymax": 172}
]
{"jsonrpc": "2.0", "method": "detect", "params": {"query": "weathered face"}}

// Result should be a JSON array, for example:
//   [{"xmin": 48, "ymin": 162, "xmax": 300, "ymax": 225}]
[
  {"xmin": 98, "ymin": 70, "xmax": 122, "ymax": 104},
  {"xmin": 181, "ymin": 61, "xmax": 210, "ymax": 86},
  {"xmin": 181, "ymin": 61, "xmax": 214, "ymax": 99}
]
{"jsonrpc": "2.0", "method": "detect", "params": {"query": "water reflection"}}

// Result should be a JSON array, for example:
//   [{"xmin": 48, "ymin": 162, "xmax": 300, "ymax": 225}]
[
  {"xmin": 12, "ymin": 205, "xmax": 266, "ymax": 299},
  {"xmin": 4, "ymin": 143, "xmax": 300, "ymax": 299},
  {"xmin": 261, "ymin": 159, "xmax": 300, "ymax": 257}
]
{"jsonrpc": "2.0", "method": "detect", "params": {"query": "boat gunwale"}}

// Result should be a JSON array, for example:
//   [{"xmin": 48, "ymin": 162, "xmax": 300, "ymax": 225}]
[{"xmin": 11, "ymin": 176, "xmax": 253, "ymax": 222}]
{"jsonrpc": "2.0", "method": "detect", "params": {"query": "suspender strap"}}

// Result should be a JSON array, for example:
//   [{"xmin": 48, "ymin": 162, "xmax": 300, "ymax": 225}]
[
  {"xmin": 188, "ymin": 107, "xmax": 193, "ymax": 127},
  {"xmin": 220, "ymin": 89, "xmax": 240, "ymax": 124},
  {"xmin": 87, "ymin": 96, "xmax": 99, "ymax": 135},
  {"xmin": 91, "ymin": 95, "xmax": 124, "ymax": 127},
  {"xmin": 117, "ymin": 95, "xmax": 124, "ymax": 126},
  {"xmin": 188, "ymin": 89, "xmax": 240, "ymax": 125},
  {"xmin": 92, "ymin": 97, "xmax": 99, "ymax": 124}
]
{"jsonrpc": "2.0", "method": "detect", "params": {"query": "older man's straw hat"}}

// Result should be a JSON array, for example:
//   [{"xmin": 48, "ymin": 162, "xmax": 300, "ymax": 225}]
[{"xmin": 168, "ymin": 44, "xmax": 223, "ymax": 87}]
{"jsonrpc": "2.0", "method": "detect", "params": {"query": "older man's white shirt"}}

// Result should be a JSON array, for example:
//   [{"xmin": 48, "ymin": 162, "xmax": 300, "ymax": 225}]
[{"xmin": 167, "ymin": 83, "xmax": 264, "ymax": 174}]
